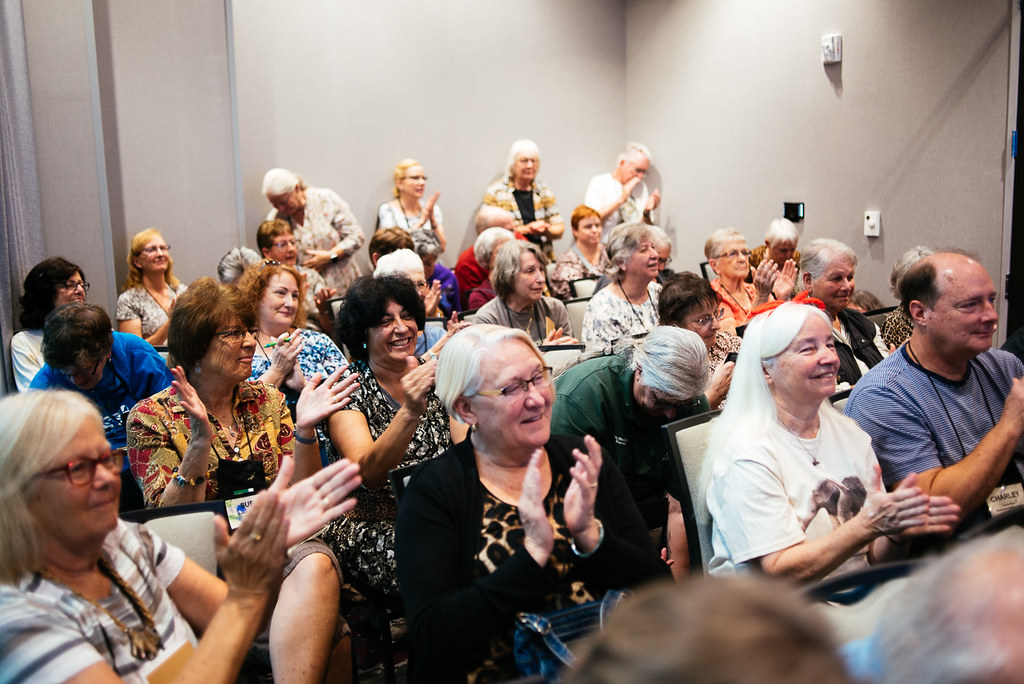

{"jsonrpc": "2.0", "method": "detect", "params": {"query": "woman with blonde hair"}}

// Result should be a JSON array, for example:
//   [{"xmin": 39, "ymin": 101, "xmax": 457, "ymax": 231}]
[
  {"xmin": 377, "ymin": 158, "xmax": 447, "ymax": 252},
  {"xmin": 116, "ymin": 228, "xmax": 186, "ymax": 345}
]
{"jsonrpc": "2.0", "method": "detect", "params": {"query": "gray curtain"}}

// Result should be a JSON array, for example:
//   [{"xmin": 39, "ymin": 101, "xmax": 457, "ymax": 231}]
[{"xmin": 0, "ymin": 0, "xmax": 45, "ymax": 395}]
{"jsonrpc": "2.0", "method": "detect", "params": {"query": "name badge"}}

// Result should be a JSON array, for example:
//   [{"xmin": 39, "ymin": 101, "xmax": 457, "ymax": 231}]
[
  {"xmin": 986, "ymin": 482, "xmax": 1024, "ymax": 517},
  {"xmin": 225, "ymin": 491, "xmax": 257, "ymax": 530}
]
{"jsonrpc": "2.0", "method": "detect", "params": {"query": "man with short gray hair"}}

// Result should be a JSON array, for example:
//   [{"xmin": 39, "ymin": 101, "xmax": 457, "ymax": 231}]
[{"xmin": 585, "ymin": 143, "xmax": 662, "ymax": 239}]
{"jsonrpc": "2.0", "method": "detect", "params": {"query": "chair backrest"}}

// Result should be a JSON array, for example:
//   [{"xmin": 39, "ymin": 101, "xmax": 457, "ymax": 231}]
[
  {"xmin": 546, "ymin": 260, "xmax": 558, "ymax": 280},
  {"xmin": 569, "ymin": 277, "xmax": 598, "ymax": 299},
  {"xmin": 864, "ymin": 305, "xmax": 896, "ymax": 329},
  {"xmin": 662, "ymin": 409, "xmax": 721, "ymax": 575},
  {"xmin": 424, "ymin": 317, "xmax": 448, "ymax": 333},
  {"xmin": 564, "ymin": 297, "xmax": 591, "ymax": 341},
  {"xmin": 460, "ymin": 307, "xmax": 479, "ymax": 323},
  {"xmin": 540, "ymin": 343, "xmax": 585, "ymax": 376},
  {"xmin": 327, "ymin": 296, "xmax": 346, "ymax": 323},
  {"xmin": 830, "ymin": 388, "xmax": 852, "ymax": 413},
  {"xmin": 153, "ymin": 345, "xmax": 170, "ymax": 361},
  {"xmin": 121, "ymin": 500, "xmax": 227, "ymax": 575},
  {"xmin": 699, "ymin": 261, "xmax": 713, "ymax": 281}
]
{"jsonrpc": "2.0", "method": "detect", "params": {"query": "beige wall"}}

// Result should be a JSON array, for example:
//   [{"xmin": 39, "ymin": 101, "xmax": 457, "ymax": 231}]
[{"xmin": 625, "ymin": 0, "xmax": 1013, "ymax": 304}]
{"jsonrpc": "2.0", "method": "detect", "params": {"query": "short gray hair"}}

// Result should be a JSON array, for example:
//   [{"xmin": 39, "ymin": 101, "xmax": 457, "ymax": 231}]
[
  {"xmin": 647, "ymin": 224, "xmax": 670, "ymax": 251},
  {"xmin": 615, "ymin": 326, "xmax": 708, "ymax": 403},
  {"xmin": 877, "ymin": 530, "xmax": 1024, "ymax": 684},
  {"xmin": 491, "ymin": 240, "xmax": 546, "ymax": 300},
  {"xmin": 374, "ymin": 249, "xmax": 424, "ymax": 279},
  {"xmin": 217, "ymin": 246, "xmax": 262, "ymax": 284},
  {"xmin": 764, "ymin": 219, "xmax": 799, "ymax": 247},
  {"xmin": 617, "ymin": 142, "xmax": 652, "ymax": 166},
  {"xmin": 889, "ymin": 245, "xmax": 935, "ymax": 299},
  {"xmin": 261, "ymin": 167, "xmax": 302, "ymax": 197},
  {"xmin": 704, "ymin": 228, "xmax": 746, "ymax": 261},
  {"xmin": 606, "ymin": 222, "xmax": 653, "ymax": 279},
  {"xmin": 436, "ymin": 324, "xmax": 543, "ymax": 421},
  {"xmin": 474, "ymin": 227, "xmax": 515, "ymax": 265},
  {"xmin": 506, "ymin": 139, "xmax": 540, "ymax": 176},
  {"xmin": 799, "ymin": 238, "xmax": 857, "ymax": 283},
  {"xmin": 411, "ymin": 229, "xmax": 442, "ymax": 259}
]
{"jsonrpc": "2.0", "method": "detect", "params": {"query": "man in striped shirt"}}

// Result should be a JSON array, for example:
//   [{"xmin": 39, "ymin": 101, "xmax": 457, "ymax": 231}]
[{"xmin": 846, "ymin": 253, "xmax": 1024, "ymax": 532}]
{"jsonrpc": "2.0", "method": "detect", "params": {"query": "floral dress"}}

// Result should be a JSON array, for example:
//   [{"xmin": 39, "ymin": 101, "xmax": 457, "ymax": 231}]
[
  {"xmin": 580, "ymin": 281, "xmax": 661, "ymax": 350},
  {"xmin": 320, "ymin": 358, "xmax": 453, "ymax": 596},
  {"xmin": 549, "ymin": 244, "xmax": 610, "ymax": 301}
]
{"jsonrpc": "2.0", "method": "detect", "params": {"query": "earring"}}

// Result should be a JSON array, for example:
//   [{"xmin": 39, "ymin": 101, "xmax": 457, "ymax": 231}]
[
  {"xmin": 362, "ymin": 342, "xmax": 367, "ymax": 349},
  {"xmin": 194, "ymin": 362, "xmax": 201, "ymax": 375}
]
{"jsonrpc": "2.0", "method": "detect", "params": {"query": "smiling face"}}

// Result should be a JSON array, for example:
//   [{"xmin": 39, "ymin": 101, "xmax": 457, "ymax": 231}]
[
  {"xmin": 199, "ymin": 318, "xmax": 256, "ymax": 383},
  {"xmin": 917, "ymin": 256, "xmax": 998, "ymax": 362},
  {"xmin": 259, "ymin": 272, "xmax": 301, "ymax": 335},
  {"xmin": 29, "ymin": 418, "xmax": 121, "ymax": 555},
  {"xmin": 709, "ymin": 239, "xmax": 750, "ymax": 283},
  {"xmin": 680, "ymin": 299, "xmax": 721, "ymax": 350},
  {"xmin": 622, "ymin": 239, "xmax": 660, "ymax": 282},
  {"xmin": 262, "ymin": 233, "xmax": 298, "ymax": 265},
  {"xmin": 54, "ymin": 271, "xmax": 88, "ymax": 308},
  {"xmin": 267, "ymin": 186, "xmax": 306, "ymax": 218},
  {"xmin": 367, "ymin": 299, "xmax": 419, "ymax": 365},
  {"xmin": 398, "ymin": 164, "xmax": 427, "ymax": 200},
  {"xmin": 463, "ymin": 340, "xmax": 552, "ymax": 454},
  {"xmin": 805, "ymin": 259, "xmax": 855, "ymax": 318},
  {"xmin": 512, "ymin": 153, "xmax": 539, "ymax": 186},
  {"xmin": 510, "ymin": 251, "xmax": 546, "ymax": 308},
  {"xmin": 133, "ymin": 237, "xmax": 171, "ymax": 276},
  {"xmin": 573, "ymin": 215, "xmax": 603, "ymax": 250},
  {"xmin": 767, "ymin": 315, "xmax": 840, "ymax": 410}
]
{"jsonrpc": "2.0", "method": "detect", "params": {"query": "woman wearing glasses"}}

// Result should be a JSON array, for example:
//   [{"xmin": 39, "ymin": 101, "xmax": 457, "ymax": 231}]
[
  {"xmin": 703, "ymin": 227, "xmax": 779, "ymax": 334},
  {"xmin": 127, "ymin": 276, "xmax": 360, "ymax": 681},
  {"xmin": 395, "ymin": 325, "xmax": 668, "ymax": 683},
  {"xmin": 321, "ymin": 275, "xmax": 469, "ymax": 596},
  {"xmin": 117, "ymin": 228, "xmax": 187, "ymax": 346},
  {"xmin": 658, "ymin": 272, "xmax": 742, "ymax": 409},
  {"xmin": 12, "ymin": 256, "xmax": 89, "ymax": 391},
  {"xmin": 377, "ymin": 158, "xmax": 447, "ymax": 253},
  {"xmin": 0, "ymin": 390, "xmax": 363, "ymax": 683}
]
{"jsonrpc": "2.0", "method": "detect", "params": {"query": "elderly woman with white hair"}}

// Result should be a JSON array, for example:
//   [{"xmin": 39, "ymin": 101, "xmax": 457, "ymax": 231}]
[
  {"xmin": 471, "ymin": 240, "xmax": 577, "ymax": 345},
  {"xmin": 703, "ymin": 301, "xmax": 959, "ymax": 581},
  {"xmin": 456, "ymin": 226, "xmax": 516, "ymax": 310},
  {"xmin": 704, "ymin": 227, "xmax": 781, "ymax": 334},
  {"xmin": 262, "ymin": 168, "xmax": 365, "ymax": 295},
  {"xmin": 799, "ymin": 238, "xmax": 890, "ymax": 386},
  {"xmin": 880, "ymin": 245, "xmax": 935, "ymax": 349},
  {"xmin": 395, "ymin": 324, "xmax": 669, "ymax": 683},
  {"xmin": 749, "ymin": 218, "xmax": 800, "ymax": 300},
  {"xmin": 482, "ymin": 139, "xmax": 564, "ymax": 260},
  {"xmin": 580, "ymin": 222, "xmax": 661, "ymax": 349}
]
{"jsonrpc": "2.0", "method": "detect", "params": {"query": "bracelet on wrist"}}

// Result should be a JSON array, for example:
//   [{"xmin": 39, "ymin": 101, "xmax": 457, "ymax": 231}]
[
  {"xmin": 294, "ymin": 430, "xmax": 317, "ymax": 445},
  {"xmin": 171, "ymin": 466, "xmax": 207, "ymax": 488},
  {"xmin": 571, "ymin": 520, "xmax": 605, "ymax": 558}
]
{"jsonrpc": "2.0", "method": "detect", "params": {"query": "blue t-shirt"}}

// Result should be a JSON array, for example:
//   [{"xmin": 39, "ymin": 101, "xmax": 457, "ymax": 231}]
[{"xmin": 31, "ymin": 332, "xmax": 173, "ymax": 450}]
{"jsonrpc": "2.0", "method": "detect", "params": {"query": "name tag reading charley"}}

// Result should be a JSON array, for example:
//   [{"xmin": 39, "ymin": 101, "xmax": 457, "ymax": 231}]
[{"xmin": 987, "ymin": 482, "xmax": 1024, "ymax": 517}]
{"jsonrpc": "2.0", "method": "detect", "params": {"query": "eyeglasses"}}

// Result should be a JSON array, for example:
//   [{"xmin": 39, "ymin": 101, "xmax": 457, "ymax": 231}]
[
  {"xmin": 477, "ymin": 367, "xmax": 553, "ymax": 400},
  {"xmin": 215, "ymin": 328, "xmax": 258, "ymax": 343},
  {"xmin": 58, "ymin": 357, "xmax": 102, "ymax": 379},
  {"xmin": 259, "ymin": 259, "xmax": 281, "ymax": 271},
  {"xmin": 272, "ymin": 239, "xmax": 296, "ymax": 249},
  {"xmin": 689, "ymin": 309, "xmax": 725, "ymax": 330},
  {"xmin": 59, "ymin": 280, "xmax": 91, "ymax": 292},
  {"xmin": 404, "ymin": 175, "xmax": 427, "ymax": 182},
  {"xmin": 714, "ymin": 249, "xmax": 751, "ymax": 260},
  {"xmin": 658, "ymin": 257, "xmax": 672, "ymax": 267},
  {"xmin": 413, "ymin": 280, "xmax": 428, "ymax": 289},
  {"xmin": 141, "ymin": 245, "xmax": 171, "ymax": 255},
  {"xmin": 40, "ymin": 449, "xmax": 124, "ymax": 486}
]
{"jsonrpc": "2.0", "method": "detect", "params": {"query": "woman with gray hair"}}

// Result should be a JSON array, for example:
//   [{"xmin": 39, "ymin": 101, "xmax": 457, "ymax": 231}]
[
  {"xmin": 704, "ymin": 227, "xmax": 781, "ymax": 334},
  {"xmin": 880, "ymin": 245, "xmax": 935, "ymax": 349},
  {"xmin": 472, "ymin": 240, "xmax": 577, "ymax": 345},
  {"xmin": 262, "ymin": 167, "xmax": 365, "ymax": 295},
  {"xmin": 703, "ymin": 301, "xmax": 958, "ymax": 581},
  {"xmin": 482, "ymin": 139, "xmax": 564, "ymax": 260},
  {"xmin": 395, "ymin": 324, "xmax": 668, "ymax": 683},
  {"xmin": 799, "ymin": 238, "xmax": 890, "ymax": 386},
  {"xmin": 580, "ymin": 222, "xmax": 662, "ymax": 348}
]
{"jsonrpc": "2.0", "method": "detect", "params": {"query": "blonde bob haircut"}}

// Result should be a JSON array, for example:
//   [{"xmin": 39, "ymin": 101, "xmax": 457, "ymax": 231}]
[
  {"xmin": 436, "ymin": 324, "xmax": 543, "ymax": 422},
  {"xmin": 123, "ymin": 228, "xmax": 180, "ymax": 291},
  {"xmin": 392, "ymin": 158, "xmax": 423, "ymax": 198},
  {"xmin": 0, "ymin": 390, "xmax": 104, "ymax": 583}
]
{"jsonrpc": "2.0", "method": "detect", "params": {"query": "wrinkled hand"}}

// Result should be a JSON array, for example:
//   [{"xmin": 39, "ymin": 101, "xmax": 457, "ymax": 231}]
[
  {"xmin": 295, "ymin": 367, "xmax": 359, "ymax": 430},
  {"xmin": 267, "ymin": 331, "xmax": 304, "ymax": 390},
  {"xmin": 883, "ymin": 471, "xmax": 961, "ymax": 541},
  {"xmin": 401, "ymin": 355, "xmax": 436, "ymax": 416},
  {"xmin": 520, "ymin": 220, "xmax": 549, "ymax": 237},
  {"xmin": 303, "ymin": 249, "xmax": 335, "ymax": 272},
  {"xmin": 751, "ymin": 259, "xmax": 780, "ymax": 303},
  {"xmin": 773, "ymin": 259, "xmax": 798, "ymax": 301},
  {"xmin": 564, "ymin": 435, "xmax": 603, "ymax": 552},
  {"xmin": 860, "ymin": 468, "xmax": 950, "ymax": 538},
  {"xmin": 314, "ymin": 286, "xmax": 338, "ymax": 312},
  {"xmin": 215, "ymin": 489, "xmax": 289, "ymax": 599},
  {"xmin": 706, "ymin": 360, "xmax": 735, "ymax": 409},
  {"xmin": 542, "ymin": 327, "xmax": 579, "ymax": 346},
  {"xmin": 646, "ymin": 188, "xmax": 661, "ymax": 213},
  {"xmin": 518, "ymin": 450, "xmax": 554, "ymax": 566},
  {"xmin": 170, "ymin": 366, "xmax": 213, "ymax": 448},
  {"xmin": 424, "ymin": 280, "xmax": 442, "ymax": 317},
  {"xmin": 270, "ymin": 456, "xmax": 362, "ymax": 546}
]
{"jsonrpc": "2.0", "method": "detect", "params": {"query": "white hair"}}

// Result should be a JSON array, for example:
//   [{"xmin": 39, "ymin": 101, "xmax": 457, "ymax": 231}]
[
  {"xmin": 261, "ymin": 168, "xmax": 300, "ymax": 197},
  {"xmin": 799, "ymin": 238, "xmax": 857, "ymax": 283},
  {"xmin": 474, "ymin": 227, "xmax": 515, "ymax": 265},
  {"xmin": 374, "ymin": 249, "xmax": 424, "ymax": 278},
  {"xmin": 616, "ymin": 327, "xmax": 708, "ymax": 404},
  {"xmin": 617, "ymin": 142, "xmax": 652, "ymax": 165},
  {"xmin": 764, "ymin": 218, "xmax": 799, "ymax": 247},
  {"xmin": 647, "ymin": 224, "xmax": 670, "ymax": 251},
  {"xmin": 217, "ymin": 246, "xmax": 261, "ymax": 284},
  {"xmin": 889, "ymin": 245, "xmax": 935, "ymax": 298},
  {"xmin": 704, "ymin": 228, "xmax": 746, "ymax": 261},
  {"xmin": 506, "ymin": 139, "xmax": 540, "ymax": 176}
]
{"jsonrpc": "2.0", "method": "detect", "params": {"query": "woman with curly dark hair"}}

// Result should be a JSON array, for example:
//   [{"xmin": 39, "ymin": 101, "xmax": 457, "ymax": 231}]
[
  {"xmin": 322, "ymin": 274, "xmax": 469, "ymax": 596},
  {"xmin": 12, "ymin": 257, "xmax": 87, "ymax": 391}
]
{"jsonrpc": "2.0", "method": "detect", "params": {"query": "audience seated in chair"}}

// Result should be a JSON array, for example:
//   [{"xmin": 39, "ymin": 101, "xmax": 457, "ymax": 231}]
[
  {"xmin": 216, "ymin": 246, "xmax": 262, "ymax": 285},
  {"xmin": 748, "ymin": 217, "xmax": 801, "ymax": 300},
  {"xmin": 550, "ymin": 204, "xmax": 611, "ymax": 301},
  {"xmin": 704, "ymin": 227, "xmax": 785, "ymax": 334},
  {"xmin": 258, "ymin": 218, "xmax": 336, "ymax": 333},
  {"xmin": 368, "ymin": 226, "xmax": 414, "ymax": 270},
  {"xmin": 412, "ymin": 228, "xmax": 460, "ymax": 315},
  {"xmin": 879, "ymin": 245, "xmax": 934, "ymax": 350},
  {"xmin": 455, "ymin": 224, "xmax": 515, "ymax": 309}
]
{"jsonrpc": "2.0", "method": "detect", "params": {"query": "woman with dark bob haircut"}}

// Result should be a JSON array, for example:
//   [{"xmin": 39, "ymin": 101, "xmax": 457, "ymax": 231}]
[
  {"xmin": 322, "ymin": 275, "xmax": 469, "ymax": 596},
  {"xmin": 127, "ymin": 276, "xmax": 361, "ymax": 681},
  {"xmin": 12, "ymin": 257, "xmax": 88, "ymax": 391}
]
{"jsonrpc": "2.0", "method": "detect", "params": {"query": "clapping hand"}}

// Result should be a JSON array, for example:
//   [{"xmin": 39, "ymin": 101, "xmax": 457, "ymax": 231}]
[
  {"xmin": 294, "ymin": 367, "xmax": 360, "ymax": 430},
  {"xmin": 564, "ymin": 435, "xmax": 603, "ymax": 553},
  {"xmin": 518, "ymin": 450, "xmax": 554, "ymax": 566},
  {"xmin": 269, "ymin": 456, "xmax": 362, "ymax": 547},
  {"xmin": 215, "ymin": 489, "xmax": 289, "ymax": 600},
  {"xmin": 862, "ymin": 468, "xmax": 960, "ymax": 540}
]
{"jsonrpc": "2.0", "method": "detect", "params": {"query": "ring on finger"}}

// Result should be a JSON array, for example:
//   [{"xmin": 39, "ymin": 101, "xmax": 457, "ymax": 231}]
[{"xmin": 250, "ymin": 532, "xmax": 263, "ymax": 543}]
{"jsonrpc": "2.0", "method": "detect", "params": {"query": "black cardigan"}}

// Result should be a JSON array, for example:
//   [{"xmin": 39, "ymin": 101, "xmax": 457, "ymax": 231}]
[
  {"xmin": 394, "ymin": 434, "xmax": 669, "ymax": 683},
  {"xmin": 836, "ymin": 308, "xmax": 885, "ymax": 385}
]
